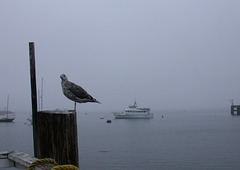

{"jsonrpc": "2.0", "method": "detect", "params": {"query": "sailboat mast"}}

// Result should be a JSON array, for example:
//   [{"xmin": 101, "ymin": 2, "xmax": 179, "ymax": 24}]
[
  {"xmin": 38, "ymin": 90, "xmax": 40, "ymax": 111},
  {"xmin": 41, "ymin": 78, "xmax": 43, "ymax": 111},
  {"xmin": 6, "ymin": 95, "xmax": 9, "ymax": 113},
  {"xmin": 38, "ymin": 78, "xmax": 44, "ymax": 111}
]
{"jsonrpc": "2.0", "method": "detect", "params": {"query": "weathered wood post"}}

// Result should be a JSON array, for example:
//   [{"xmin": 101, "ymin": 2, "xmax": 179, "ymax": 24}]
[
  {"xmin": 29, "ymin": 42, "xmax": 79, "ymax": 167},
  {"xmin": 35, "ymin": 110, "xmax": 79, "ymax": 167},
  {"xmin": 231, "ymin": 105, "xmax": 234, "ymax": 115},
  {"xmin": 29, "ymin": 42, "xmax": 39, "ymax": 157}
]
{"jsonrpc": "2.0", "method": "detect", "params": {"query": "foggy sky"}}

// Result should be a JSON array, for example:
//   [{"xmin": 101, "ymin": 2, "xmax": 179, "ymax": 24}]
[{"xmin": 1, "ymin": 0, "xmax": 240, "ymax": 113}]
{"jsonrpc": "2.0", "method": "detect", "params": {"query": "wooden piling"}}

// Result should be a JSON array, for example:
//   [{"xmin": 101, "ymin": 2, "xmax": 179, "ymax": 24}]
[
  {"xmin": 33, "ymin": 110, "xmax": 79, "ymax": 167},
  {"xmin": 29, "ymin": 42, "xmax": 39, "ymax": 157}
]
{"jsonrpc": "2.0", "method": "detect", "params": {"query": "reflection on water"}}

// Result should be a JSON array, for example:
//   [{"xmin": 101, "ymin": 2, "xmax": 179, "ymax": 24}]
[{"xmin": 1, "ymin": 111, "xmax": 240, "ymax": 170}]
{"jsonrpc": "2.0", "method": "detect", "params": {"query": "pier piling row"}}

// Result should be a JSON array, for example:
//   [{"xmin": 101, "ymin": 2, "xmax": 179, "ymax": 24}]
[{"xmin": 231, "ymin": 105, "xmax": 240, "ymax": 115}]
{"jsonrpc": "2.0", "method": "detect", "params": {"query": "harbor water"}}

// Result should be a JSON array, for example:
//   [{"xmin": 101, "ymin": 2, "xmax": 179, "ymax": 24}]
[{"xmin": 0, "ymin": 110, "xmax": 240, "ymax": 170}]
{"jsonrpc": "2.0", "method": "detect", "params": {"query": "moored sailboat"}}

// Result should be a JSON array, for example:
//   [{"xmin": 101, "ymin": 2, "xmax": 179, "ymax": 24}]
[{"xmin": 0, "ymin": 95, "xmax": 15, "ymax": 122}]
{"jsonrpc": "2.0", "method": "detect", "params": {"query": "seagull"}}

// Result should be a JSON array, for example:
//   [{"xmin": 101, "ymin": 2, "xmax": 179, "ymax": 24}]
[{"xmin": 60, "ymin": 74, "xmax": 101, "ymax": 111}]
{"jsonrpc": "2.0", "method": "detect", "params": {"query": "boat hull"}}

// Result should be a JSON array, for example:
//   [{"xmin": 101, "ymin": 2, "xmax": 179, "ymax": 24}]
[
  {"xmin": 0, "ymin": 118, "xmax": 14, "ymax": 122},
  {"xmin": 113, "ymin": 113, "xmax": 153, "ymax": 119}
]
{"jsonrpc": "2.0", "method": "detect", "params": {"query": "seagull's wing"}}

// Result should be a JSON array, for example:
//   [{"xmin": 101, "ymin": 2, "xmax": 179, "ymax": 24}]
[{"xmin": 69, "ymin": 81, "xmax": 94, "ymax": 99}]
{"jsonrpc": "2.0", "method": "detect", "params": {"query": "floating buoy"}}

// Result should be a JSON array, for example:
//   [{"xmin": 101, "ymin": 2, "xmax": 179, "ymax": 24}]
[{"xmin": 106, "ymin": 120, "xmax": 112, "ymax": 123}]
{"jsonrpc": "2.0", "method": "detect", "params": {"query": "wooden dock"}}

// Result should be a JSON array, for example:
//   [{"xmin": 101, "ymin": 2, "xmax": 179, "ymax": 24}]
[
  {"xmin": 231, "ymin": 105, "xmax": 240, "ymax": 115},
  {"xmin": 0, "ymin": 151, "xmax": 38, "ymax": 169},
  {"xmin": 0, "ymin": 151, "xmax": 79, "ymax": 169}
]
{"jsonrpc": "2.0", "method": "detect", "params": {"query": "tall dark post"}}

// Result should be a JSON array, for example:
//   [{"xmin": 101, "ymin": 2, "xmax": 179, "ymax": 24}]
[{"xmin": 29, "ymin": 42, "xmax": 39, "ymax": 157}]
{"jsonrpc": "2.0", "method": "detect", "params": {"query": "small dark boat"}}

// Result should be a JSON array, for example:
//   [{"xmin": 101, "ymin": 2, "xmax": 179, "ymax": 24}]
[{"xmin": 106, "ymin": 120, "xmax": 112, "ymax": 123}]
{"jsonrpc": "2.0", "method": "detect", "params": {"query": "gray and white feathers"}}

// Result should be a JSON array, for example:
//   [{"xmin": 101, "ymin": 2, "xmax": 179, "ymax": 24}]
[{"xmin": 60, "ymin": 74, "xmax": 100, "ymax": 104}]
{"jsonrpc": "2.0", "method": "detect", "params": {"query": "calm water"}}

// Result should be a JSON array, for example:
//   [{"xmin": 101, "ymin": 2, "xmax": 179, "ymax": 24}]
[{"xmin": 0, "ymin": 110, "xmax": 240, "ymax": 170}]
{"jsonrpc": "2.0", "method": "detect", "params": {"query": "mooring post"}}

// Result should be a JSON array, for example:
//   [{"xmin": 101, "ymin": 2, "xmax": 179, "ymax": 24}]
[
  {"xmin": 34, "ymin": 110, "xmax": 79, "ymax": 167},
  {"xmin": 231, "ymin": 105, "xmax": 234, "ymax": 115},
  {"xmin": 29, "ymin": 42, "xmax": 39, "ymax": 157}
]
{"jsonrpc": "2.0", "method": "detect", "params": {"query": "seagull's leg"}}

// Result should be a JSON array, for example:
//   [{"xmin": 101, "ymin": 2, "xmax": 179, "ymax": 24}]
[{"xmin": 74, "ymin": 102, "xmax": 76, "ymax": 112}]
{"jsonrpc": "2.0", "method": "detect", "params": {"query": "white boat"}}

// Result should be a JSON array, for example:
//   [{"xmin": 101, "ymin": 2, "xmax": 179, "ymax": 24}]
[
  {"xmin": 113, "ymin": 101, "xmax": 153, "ymax": 119},
  {"xmin": 0, "ymin": 95, "xmax": 15, "ymax": 122},
  {"xmin": 0, "ymin": 111, "xmax": 15, "ymax": 122}
]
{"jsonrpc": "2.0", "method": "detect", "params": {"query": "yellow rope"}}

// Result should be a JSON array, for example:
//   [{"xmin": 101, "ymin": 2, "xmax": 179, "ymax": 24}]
[
  {"xmin": 51, "ymin": 165, "xmax": 79, "ymax": 170},
  {"xmin": 28, "ymin": 158, "xmax": 58, "ymax": 170},
  {"xmin": 28, "ymin": 158, "xmax": 78, "ymax": 170}
]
